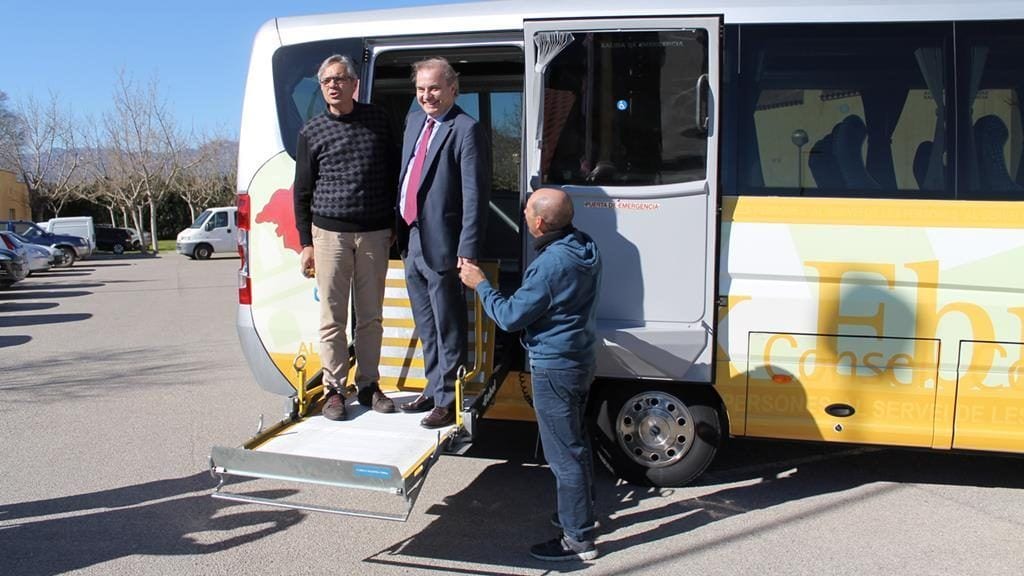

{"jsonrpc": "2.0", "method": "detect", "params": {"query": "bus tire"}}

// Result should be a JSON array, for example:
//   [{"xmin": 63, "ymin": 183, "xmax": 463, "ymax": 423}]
[
  {"xmin": 590, "ymin": 383, "xmax": 722, "ymax": 487},
  {"xmin": 194, "ymin": 244, "xmax": 213, "ymax": 260}
]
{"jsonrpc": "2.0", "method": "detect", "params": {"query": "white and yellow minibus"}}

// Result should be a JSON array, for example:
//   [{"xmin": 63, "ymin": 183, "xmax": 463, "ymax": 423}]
[{"xmin": 214, "ymin": 0, "xmax": 1024, "ymax": 513}]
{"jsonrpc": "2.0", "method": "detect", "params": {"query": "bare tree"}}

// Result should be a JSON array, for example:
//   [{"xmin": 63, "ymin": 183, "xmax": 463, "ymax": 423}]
[
  {"xmin": 0, "ymin": 91, "xmax": 19, "ymax": 171},
  {"xmin": 176, "ymin": 135, "xmax": 236, "ymax": 221},
  {"xmin": 104, "ymin": 71, "xmax": 197, "ymax": 251},
  {"xmin": 0, "ymin": 92, "xmax": 84, "ymax": 218}
]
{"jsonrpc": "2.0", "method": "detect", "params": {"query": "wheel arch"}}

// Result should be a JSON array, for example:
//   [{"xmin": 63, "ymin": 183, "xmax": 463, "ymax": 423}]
[{"xmin": 588, "ymin": 378, "xmax": 729, "ymax": 487}]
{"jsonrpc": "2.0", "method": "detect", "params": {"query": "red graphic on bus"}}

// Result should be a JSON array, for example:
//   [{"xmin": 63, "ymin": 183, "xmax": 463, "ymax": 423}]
[{"xmin": 254, "ymin": 187, "xmax": 301, "ymax": 254}]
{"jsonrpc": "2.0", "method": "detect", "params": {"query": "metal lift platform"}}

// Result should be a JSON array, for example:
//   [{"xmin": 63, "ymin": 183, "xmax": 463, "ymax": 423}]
[{"xmin": 210, "ymin": 261, "xmax": 503, "ymax": 521}]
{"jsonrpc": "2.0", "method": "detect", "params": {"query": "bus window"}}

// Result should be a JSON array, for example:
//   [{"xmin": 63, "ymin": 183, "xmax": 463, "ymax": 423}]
[
  {"xmin": 370, "ymin": 45, "xmax": 524, "ymax": 269},
  {"xmin": 272, "ymin": 38, "xmax": 364, "ymax": 159},
  {"xmin": 959, "ymin": 22, "xmax": 1024, "ymax": 200},
  {"xmin": 540, "ymin": 30, "xmax": 708, "ymax": 186},
  {"xmin": 736, "ymin": 23, "xmax": 953, "ymax": 198}
]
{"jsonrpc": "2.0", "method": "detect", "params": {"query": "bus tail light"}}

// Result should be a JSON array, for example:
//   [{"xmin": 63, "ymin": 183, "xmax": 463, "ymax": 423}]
[{"xmin": 237, "ymin": 193, "xmax": 252, "ymax": 305}]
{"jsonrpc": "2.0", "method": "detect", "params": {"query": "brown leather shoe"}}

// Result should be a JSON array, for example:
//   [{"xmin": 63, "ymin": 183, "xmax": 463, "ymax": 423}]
[
  {"xmin": 400, "ymin": 394, "xmax": 434, "ymax": 413},
  {"xmin": 321, "ymin": 390, "xmax": 347, "ymax": 421},
  {"xmin": 357, "ymin": 385, "xmax": 395, "ymax": 413},
  {"xmin": 371, "ymin": 390, "xmax": 395, "ymax": 413},
  {"xmin": 420, "ymin": 406, "xmax": 454, "ymax": 429}
]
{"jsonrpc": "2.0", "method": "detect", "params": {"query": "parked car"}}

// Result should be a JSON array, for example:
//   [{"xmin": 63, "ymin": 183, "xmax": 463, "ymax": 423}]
[
  {"xmin": 126, "ymin": 227, "xmax": 151, "ymax": 250},
  {"xmin": 97, "ymin": 224, "xmax": 151, "ymax": 251},
  {"xmin": 95, "ymin": 226, "xmax": 134, "ymax": 254},
  {"xmin": 15, "ymin": 233, "xmax": 68, "ymax": 268},
  {"xmin": 177, "ymin": 207, "xmax": 237, "ymax": 260},
  {"xmin": 0, "ymin": 231, "xmax": 53, "ymax": 273},
  {"xmin": 42, "ymin": 216, "xmax": 96, "ymax": 257},
  {"xmin": 0, "ymin": 247, "xmax": 28, "ymax": 288},
  {"xmin": 0, "ymin": 220, "xmax": 89, "ymax": 266}
]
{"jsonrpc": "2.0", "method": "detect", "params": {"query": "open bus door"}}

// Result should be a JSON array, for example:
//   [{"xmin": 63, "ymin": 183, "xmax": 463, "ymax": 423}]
[{"xmin": 523, "ymin": 16, "xmax": 724, "ymax": 486}]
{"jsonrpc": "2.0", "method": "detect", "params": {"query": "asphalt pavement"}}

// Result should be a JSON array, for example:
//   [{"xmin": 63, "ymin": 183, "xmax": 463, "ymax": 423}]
[{"xmin": 1, "ymin": 253, "xmax": 1022, "ymax": 575}]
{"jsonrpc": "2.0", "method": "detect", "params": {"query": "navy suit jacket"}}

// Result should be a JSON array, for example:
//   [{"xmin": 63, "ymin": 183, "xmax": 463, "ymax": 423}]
[{"xmin": 397, "ymin": 105, "xmax": 490, "ymax": 271}]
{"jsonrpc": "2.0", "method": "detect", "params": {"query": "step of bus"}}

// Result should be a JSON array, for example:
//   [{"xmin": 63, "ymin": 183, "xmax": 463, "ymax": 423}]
[{"xmin": 375, "ymin": 260, "xmax": 493, "ymax": 391}]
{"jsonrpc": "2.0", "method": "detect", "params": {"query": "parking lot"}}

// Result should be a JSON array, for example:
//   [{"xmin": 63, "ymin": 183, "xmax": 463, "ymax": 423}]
[{"xmin": 1, "ymin": 253, "xmax": 1022, "ymax": 575}]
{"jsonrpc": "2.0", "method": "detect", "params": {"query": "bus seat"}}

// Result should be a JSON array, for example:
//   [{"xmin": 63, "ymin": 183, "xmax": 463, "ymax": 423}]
[
  {"xmin": 833, "ymin": 115, "xmax": 880, "ymax": 190},
  {"xmin": 913, "ymin": 141, "xmax": 933, "ymax": 190},
  {"xmin": 808, "ymin": 134, "xmax": 845, "ymax": 189},
  {"xmin": 974, "ymin": 115, "xmax": 1023, "ymax": 193}
]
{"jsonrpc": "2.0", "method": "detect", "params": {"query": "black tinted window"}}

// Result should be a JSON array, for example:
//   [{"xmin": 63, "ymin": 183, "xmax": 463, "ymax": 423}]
[
  {"xmin": 735, "ymin": 23, "xmax": 953, "ymax": 198},
  {"xmin": 540, "ymin": 30, "xmax": 709, "ymax": 186},
  {"xmin": 212, "ymin": 212, "xmax": 228, "ymax": 228},
  {"xmin": 958, "ymin": 22, "xmax": 1024, "ymax": 200},
  {"xmin": 273, "ymin": 39, "xmax": 363, "ymax": 159}
]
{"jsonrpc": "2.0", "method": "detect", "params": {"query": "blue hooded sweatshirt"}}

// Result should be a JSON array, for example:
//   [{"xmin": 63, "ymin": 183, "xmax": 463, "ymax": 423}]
[{"xmin": 474, "ymin": 227, "xmax": 602, "ymax": 369}]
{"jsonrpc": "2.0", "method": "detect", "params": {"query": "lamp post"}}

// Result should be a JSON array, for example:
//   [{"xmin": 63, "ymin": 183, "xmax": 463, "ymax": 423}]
[{"xmin": 791, "ymin": 129, "xmax": 809, "ymax": 190}]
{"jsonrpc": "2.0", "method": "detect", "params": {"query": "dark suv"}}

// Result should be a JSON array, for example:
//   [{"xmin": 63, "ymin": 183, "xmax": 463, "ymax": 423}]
[
  {"xmin": 95, "ymin": 226, "xmax": 134, "ymax": 254},
  {"xmin": 0, "ymin": 220, "xmax": 90, "ymax": 266}
]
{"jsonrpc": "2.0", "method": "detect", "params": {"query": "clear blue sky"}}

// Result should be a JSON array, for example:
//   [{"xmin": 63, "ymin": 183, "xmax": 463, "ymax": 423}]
[{"xmin": 0, "ymin": 0, "xmax": 468, "ymax": 139}]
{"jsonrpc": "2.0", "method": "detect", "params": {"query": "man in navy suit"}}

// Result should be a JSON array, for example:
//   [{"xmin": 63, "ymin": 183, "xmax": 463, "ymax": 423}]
[{"xmin": 396, "ymin": 57, "xmax": 490, "ymax": 428}]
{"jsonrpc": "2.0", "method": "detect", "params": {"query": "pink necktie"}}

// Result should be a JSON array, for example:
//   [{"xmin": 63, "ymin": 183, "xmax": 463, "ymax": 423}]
[{"xmin": 404, "ymin": 118, "xmax": 435, "ymax": 225}]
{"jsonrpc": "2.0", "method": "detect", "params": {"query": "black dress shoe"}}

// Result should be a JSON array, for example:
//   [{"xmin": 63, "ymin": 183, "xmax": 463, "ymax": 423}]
[
  {"xmin": 420, "ymin": 406, "xmax": 454, "ymax": 429},
  {"xmin": 400, "ymin": 394, "xmax": 435, "ymax": 413}
]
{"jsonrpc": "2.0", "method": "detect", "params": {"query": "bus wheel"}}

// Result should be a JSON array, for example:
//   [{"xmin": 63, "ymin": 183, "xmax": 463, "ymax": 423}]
[
  {"xmin": 194, "ymin": 244, "xmax": 213, "ymax": 260},
  {"xmin": 591, "ymin": 385, "xmax": 722, "ymax": 487}
]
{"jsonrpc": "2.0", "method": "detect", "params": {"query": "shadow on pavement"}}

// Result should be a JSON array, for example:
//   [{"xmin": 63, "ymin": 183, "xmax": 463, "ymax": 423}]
[
  {"xmin": 0, "ymin": 472, "xmax": 304, "ymax": 576},
  {"xmin": 0, "ymin": 344, "xmax": 224, "ymax": 399},
  {"xmin": 0, "ymin": 313, "xmax": 92, "ymax": 328},
  {"xmin": 0, "ymin": 290, "xmax": 93, "ymax": 301},
  {"xmin": 364, "ymin": 421, "xmax": 1024, "ymax": 571},
  {"xmin": 0, "ymin": 301, "xmax": 59, "ymax": 312},
  {"xmin": 0, "ymin": 335, "xmax": 31, "ymax": 348}
]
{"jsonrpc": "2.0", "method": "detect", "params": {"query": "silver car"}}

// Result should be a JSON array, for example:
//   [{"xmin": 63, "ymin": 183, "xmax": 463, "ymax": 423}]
[
  {"xmin": 5, "ymin": 231, "xmax": 60, "ymax": 272},
  {"xmin": 0, "ymin": 247, "xmax": 28, "ymax": 287}
]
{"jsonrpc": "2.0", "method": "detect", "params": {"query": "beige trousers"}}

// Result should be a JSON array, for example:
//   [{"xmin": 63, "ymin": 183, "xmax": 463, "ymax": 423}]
[{"xmin": 312, "ymin": 225, "xmax": 390, "ymax": 392}]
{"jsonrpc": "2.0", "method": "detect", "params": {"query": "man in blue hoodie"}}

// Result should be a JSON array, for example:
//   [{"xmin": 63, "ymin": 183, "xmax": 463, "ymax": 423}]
[{"xmin": 460, "ymin": 187, "xmax": 602, "ymax": 562}]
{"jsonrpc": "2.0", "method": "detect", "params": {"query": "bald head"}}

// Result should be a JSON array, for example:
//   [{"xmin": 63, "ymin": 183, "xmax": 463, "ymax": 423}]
[{"xmin": 527, "ymin": 188, "xmax": 574, "ymax": 234}]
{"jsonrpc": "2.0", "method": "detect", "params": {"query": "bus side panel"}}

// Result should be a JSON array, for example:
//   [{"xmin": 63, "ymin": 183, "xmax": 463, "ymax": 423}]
[
  {"xmin": 719, "ymin": 196, "xmax": 1024, "ymax": 453},
  {"xmin": 246, "ymin": 152, "xmax": 324, "ymax": 391},
  {"xmin": 954, "ymin": 341, "xmax": 1024, "ymax": 452}
]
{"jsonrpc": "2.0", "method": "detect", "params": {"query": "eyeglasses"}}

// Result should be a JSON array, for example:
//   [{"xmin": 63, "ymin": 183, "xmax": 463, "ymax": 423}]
[{"xmin": 319, "ymin": 75, "xmax": 354, "ymax": 86}]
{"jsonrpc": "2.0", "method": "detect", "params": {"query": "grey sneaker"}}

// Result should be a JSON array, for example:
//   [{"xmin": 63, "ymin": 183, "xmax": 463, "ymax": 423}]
[
  {"xmin": 549, "ymin": 513, "xmax": 599, "ymax": 533},
  {"xmin": 321, "ymin": 390, "xmax": 347, "ymax": 421},
  {"xmin": 529, "ymin": 534, "xmax": 598, "ymax": 562}
]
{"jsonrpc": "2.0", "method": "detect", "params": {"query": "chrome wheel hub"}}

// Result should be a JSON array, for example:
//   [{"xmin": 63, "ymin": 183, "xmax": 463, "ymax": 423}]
[{"xmin": 616, "ymin": 391, "xmax": 694, "ymax": 468}]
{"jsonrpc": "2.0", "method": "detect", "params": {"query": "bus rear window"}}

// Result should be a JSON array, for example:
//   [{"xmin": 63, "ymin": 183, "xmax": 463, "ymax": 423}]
[{"xmin": 272, "ymin": 38, "xmax": 364, "ymax": 158}]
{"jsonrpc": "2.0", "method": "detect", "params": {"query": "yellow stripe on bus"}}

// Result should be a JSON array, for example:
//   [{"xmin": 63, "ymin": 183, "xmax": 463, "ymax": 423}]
[
  {"xmin": 724, "ymin": 196, "xmax": 1024, "ymax": 229},
  {"xmin": 384, "ymin": 318, "xmax": 416, "ymax": 328},
  {"xmin": 380, "ymin": 356, "xmax": 425, "ymax": 368},
  {"xmin": 382, "ymin": 336, "xmax": 418, "ymax": 348}
]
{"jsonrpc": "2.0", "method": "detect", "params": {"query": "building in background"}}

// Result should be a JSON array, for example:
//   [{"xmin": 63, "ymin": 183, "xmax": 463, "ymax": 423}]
[{"xmin": 0, "ymin": 169, "xmax": 29, "ymax": 221}]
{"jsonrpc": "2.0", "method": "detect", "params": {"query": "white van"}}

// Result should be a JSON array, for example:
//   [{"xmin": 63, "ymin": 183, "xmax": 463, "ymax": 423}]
[
  {"xmin": 176, "ymin": 207, "xmax": 237, "ymax": 259},
  {"xmin": 43, "ymin": 216, "xmax": 95, "ymax": 259}
]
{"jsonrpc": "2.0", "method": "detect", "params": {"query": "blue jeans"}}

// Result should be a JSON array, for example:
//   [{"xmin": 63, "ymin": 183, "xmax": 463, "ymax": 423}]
[{"xmin": 531, "ymin": 364, "xmax": 596, "ymax": 542}]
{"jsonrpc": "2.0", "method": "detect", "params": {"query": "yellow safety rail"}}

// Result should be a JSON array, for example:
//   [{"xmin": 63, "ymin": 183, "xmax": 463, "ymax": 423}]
[{"xmin": 455, "ymin": 287, "xmax": 486, "ymax": 429}]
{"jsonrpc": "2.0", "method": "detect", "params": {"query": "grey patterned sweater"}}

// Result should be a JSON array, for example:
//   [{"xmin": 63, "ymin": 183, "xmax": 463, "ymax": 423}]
[{"xmin": 293, "ymin": 102, "xmax": 399, "ymax": 246}]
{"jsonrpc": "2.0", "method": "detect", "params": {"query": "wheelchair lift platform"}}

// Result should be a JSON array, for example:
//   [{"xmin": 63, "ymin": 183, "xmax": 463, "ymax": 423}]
[
  {"xmin": 210, "ymin": 392, "xmax": 459, "ymax": 521},
  {"xmin": 210, "ymin": 260, "xmax": 501, "ymax": 521}
]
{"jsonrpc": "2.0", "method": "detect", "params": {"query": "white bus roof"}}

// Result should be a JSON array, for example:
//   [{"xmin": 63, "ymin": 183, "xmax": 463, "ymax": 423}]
[{"xmin": 274, "ymin": 0, "xmax": 1023, "ymax": 45}]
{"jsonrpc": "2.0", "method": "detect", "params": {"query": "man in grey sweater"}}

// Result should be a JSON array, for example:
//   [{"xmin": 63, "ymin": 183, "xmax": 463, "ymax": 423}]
[{"xmin": 293, "ymin": 54, "xmax": 399, "ymax": 421}]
